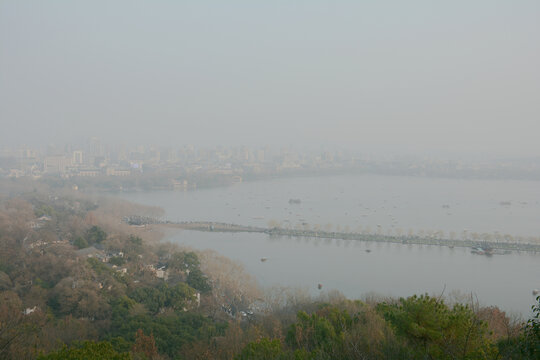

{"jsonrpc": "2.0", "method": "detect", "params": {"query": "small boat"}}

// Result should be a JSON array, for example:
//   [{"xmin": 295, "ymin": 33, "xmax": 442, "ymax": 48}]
[
  {"xmin": 471, "ymin": 247, "xmax": 493, "ymax": 256},
  {"xmin": 260, "ymin": 257, "xmax": 268, "ymax": 262}
]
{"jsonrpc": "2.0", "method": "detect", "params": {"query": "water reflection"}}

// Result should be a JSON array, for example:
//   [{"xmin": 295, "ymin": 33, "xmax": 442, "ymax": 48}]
[{"xmin": 165, "ymin": 229, "xmax": 540, "ymax": 316}]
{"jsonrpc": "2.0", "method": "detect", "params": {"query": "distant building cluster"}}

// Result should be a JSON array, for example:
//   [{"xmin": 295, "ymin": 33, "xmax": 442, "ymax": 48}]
[
  {"xmin": 0, "ymin": 138, "xmax": 358, "ymax": 181},
  {"xmin": 2, "ymin": 138, "xmax": 540, "ymax": 184},
  {"xmin": 1, "ymin": 138, "xmax": 140, "ymax": 179}
]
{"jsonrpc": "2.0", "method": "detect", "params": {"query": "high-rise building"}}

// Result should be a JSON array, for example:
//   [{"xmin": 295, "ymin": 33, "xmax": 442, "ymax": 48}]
[
  {"xmin": 44, "ymin": 156, "xmax": 71, "ymax": 174},
  {"xmin": 90, "ymin": 137, "xmax": 104, "ymax": 157},
  {"xmin": 256, "ymin": 149, "xmax": 265, "ymax": 162},
  {"xmin": 72, "ymin": 151, "xmax": 84, "ymax": 165}
]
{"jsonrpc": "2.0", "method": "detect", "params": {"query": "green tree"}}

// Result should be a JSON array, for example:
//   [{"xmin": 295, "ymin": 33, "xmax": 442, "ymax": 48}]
[
  {"xmin": 73, "ymin": 236, "xmax": 88, "ymax": 249},
  {"xmin": 86, "ymin": 226, "xmax": 107, "ymax": 244},
  {"xmin": 522, "ymin": 295, "xmax": 540, "ymax": 358},
  {"xmin": 187, "ymin": 268, "xmax": 211, "ymax": 293},
  {"xmin": 129, "ymin": 283, "xmax": 196, "ymax": 314},
  {"xmin": 107, "ymin": 311, "xmax": 226, "ymax": 358},
  {"xmin": 129, "ymin": 235, "xmax": 142, "ymax": 246},
  {"xmin": 183, "ymin": 252, "xmax": 201, "ymax": 271},
  {"xmin": 35, "ymin": 205, "xmax": 55, "ymax": 218},
  {"xmin": 38, "ymin": 341, "xmax": 131, "ymax": 360},
  {"xmin": 235, "ymin": 338, "xmax": 287, "ymax": 360},
  {"xmin": 109, "ymin": 256, "xmax": 126, "ymax": 266},
  {"xmin": 378, "ymin": 294, "xmax": 495, "ymax": 359},
  {"xmin": 286, "ymin": 308, "xmax": 345, "ymax": 357}
]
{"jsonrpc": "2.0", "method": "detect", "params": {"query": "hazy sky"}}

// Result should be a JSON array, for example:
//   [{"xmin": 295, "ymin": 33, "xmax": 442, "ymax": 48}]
[{"xmin": 1, "ymin": 1, "xmax": 539, "ymax": 157}]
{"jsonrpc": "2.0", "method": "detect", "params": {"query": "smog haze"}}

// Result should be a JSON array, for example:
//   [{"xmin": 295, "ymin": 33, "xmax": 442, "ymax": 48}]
[{"xmin": 1, "ymin": 1, "xmax": 539, "ymax": 157}]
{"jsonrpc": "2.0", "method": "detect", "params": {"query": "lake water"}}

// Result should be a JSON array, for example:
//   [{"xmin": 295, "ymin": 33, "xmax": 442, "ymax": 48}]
[{"xmin": 117, "ymin": 174, "xmax": 540, "ymax": 315}]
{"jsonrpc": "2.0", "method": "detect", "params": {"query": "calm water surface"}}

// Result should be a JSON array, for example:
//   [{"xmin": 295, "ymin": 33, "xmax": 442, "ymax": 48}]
[{"xmin": 118, "ymin": 174, "xmax": 540, "ymax": 315}]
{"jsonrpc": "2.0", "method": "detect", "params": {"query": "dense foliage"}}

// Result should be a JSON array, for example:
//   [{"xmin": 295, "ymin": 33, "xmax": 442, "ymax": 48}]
[{"xmin": 37, "ymin": 341, "xmax": 131, "ymax": 360}]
